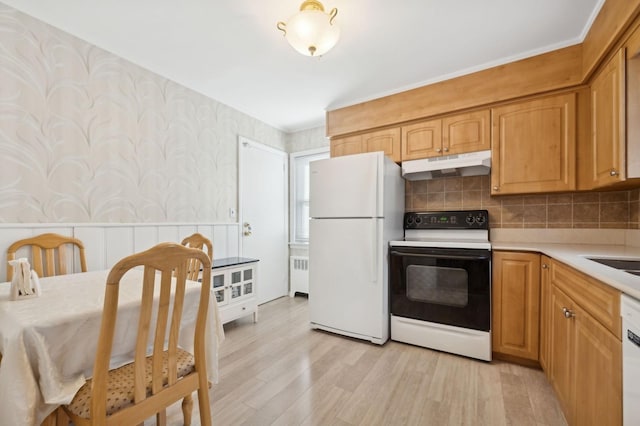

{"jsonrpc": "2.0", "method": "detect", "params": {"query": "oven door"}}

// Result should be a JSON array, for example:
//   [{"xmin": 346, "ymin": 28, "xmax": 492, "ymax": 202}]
[{"xmin": 389, "ymin": 246, "xmax": 491, "ymax": 331}]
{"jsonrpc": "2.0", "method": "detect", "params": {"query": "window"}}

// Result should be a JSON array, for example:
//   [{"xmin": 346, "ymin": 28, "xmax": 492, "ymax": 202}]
[{"xmin": 290, "ymin": 148, "xmax": 329, "ymax": 243}]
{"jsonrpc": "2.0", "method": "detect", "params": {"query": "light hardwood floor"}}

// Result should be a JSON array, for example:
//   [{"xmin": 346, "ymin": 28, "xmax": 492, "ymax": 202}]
[{"xmin": 161, "ymin": 296, "xmax": 567, "ymax": 426}]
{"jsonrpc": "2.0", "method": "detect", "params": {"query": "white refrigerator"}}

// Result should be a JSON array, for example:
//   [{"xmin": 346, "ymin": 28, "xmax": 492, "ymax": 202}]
[{"xmin": 308, "ymin": 151, "xmax": 404, "ymax": 344}]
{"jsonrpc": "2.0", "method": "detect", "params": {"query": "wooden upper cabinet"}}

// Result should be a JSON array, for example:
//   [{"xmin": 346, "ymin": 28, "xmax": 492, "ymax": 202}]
[
  {"xmin": 443, "ymin": 110, "xmax": 490, "ymax": 155},
  {"xmin": 401, "ymin": 110, "xmax": 489, "ymax": 161},
  {"xmin": 362, "ymin": 127, "xmax": 401, "ymax": 162},
  {"xmin": 331, "ymin": 127, "xmax": 401, "ymax": 162},
  {"xmin": 491, "ymin": 93, "xmax": 576, "ymax": 195},
  {"xmin": 330, "ymin": 134, "xmax": 362, "ymax": 158},
  {"xmin": 401, "ymin": 119, "xmax": 442, "ymax": 160},
  {"xmin": 589, "ymin": 48, "xmax": 626, "ymax": 187}
]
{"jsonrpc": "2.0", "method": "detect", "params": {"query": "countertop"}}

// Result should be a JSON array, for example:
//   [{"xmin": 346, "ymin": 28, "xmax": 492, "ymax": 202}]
[
  {"xmin": 492, "ymin": 242, "xmax": 640, "ymax": 300},
  {"xmin": 212, "ymin": 257, "xmax": 259, "ymax": 269}
]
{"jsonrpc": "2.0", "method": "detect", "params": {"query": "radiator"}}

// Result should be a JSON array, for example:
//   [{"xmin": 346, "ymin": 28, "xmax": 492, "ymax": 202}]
[{"xmin": 289, "ymin": 256, "xmax": 309, "ymax": 296}]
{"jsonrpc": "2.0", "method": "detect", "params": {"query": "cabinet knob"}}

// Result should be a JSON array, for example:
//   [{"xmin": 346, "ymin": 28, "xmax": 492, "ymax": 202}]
[
  {"xmin": 493, "ymin": 186, "xmax": 499, "ymax": 191},
  {"xmin": 436, "ymin": 148, "xmax": 442, "ymax": 153},
  {"xmin": 542, "ymin": 263, "xmax": 548, "ymax": 269},
  {"xmin": 562, "ymin": 307, "xmax": 575, "ymax": 319},
  {"xmin": 610, "ymin": 169, "xmax": 619, "ymax": 176},
  {"xmin": 443, "ymin": 147, "xmax": 449, "ymax": 152}
]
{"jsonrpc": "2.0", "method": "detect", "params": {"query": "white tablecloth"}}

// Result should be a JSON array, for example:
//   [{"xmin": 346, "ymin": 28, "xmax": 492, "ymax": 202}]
[{"xmin": 0, "ymin": 269, "xmax": 224, "ymax": 426}]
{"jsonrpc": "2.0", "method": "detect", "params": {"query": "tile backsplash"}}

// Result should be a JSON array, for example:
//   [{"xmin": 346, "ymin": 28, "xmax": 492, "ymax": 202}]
[{"xmin": 405, "ymin": 175, "xmax": 640, "ymax": 229}]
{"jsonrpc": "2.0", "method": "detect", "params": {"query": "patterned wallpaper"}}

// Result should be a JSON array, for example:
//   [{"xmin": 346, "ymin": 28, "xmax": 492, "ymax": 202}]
[
  {"xmin": 0, "ymin": 4, "xmax": 288, "ymax": 223},
  {"xmin": 286, "ymin": 126, "xmax": 328, "ymax": 153}
]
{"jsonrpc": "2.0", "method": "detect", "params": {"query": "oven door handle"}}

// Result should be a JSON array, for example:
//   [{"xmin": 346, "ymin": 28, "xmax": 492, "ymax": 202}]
[{"xmin": 389, "ymin": 250, "xmax": 490, "ymax": 261}]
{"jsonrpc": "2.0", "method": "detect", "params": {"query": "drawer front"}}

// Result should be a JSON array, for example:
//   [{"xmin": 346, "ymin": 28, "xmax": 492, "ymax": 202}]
[
  {"xmin": 550, "ymin": 260, "xmax": 621, "ymax": 339},
  {"xmin": 221, "ymin": 299, "xmax": 257, "ymax": 324}
]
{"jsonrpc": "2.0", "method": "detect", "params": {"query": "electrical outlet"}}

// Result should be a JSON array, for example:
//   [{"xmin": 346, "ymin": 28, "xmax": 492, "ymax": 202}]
[{"xmin": 229, "ymin": 208, "xmax": 236, "ymax": 218}]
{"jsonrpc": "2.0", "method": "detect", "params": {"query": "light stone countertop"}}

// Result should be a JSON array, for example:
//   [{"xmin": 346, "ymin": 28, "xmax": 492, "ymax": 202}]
[{"xmin": 491, "ymin": 241, "xmax": 640, "ymax": 301}]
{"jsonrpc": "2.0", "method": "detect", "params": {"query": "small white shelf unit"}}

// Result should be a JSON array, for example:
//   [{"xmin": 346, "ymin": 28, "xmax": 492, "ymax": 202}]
[{"xmin": 209, "ymin": 257, "xmax": 259, "ymax": 324}]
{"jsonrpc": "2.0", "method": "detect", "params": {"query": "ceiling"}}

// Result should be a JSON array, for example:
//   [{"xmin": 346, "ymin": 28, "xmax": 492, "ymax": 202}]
[{"xmin": 2, "ymin": 0, "xmax": 604, "ymax": 133}]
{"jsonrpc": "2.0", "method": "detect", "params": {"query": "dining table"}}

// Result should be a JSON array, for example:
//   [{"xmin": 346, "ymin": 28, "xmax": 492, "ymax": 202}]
[{"xmin": 0, "ymin": 269, "xmax": 224, "ymax": 426}]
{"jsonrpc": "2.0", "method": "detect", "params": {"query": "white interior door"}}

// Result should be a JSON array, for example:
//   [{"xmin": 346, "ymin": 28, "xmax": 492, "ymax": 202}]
[{"xmin": 239, "ymin": 137, "xmax": 288, "ymax": 304}]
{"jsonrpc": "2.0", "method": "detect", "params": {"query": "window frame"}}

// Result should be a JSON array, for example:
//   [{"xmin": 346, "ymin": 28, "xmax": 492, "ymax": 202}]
[{"xmin": 289, "ymin": 147, "xmax": 329, "ymax": 245}]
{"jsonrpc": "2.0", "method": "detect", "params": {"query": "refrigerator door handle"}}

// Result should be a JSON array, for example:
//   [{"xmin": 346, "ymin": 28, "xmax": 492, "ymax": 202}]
[{"xmin": 371, "ymin": 219, "xmax": 378, "ymax": 283}]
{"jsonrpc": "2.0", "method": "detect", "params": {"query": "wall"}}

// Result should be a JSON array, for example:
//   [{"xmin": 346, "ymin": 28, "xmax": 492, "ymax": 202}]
[
  {"xmin": 0, "ymin": 5, "xmax": 287, "ymax": 224},
  {"xmin": 406, "ymin": 176, "xmax": 640, "ymax": 229},
  {"xmin": 286, "ymin": 126, "xmax": 329, "ymax": 153},
  {"xmin": 0, "ymin": 222, "xmax": 240, "ymax": 280}
]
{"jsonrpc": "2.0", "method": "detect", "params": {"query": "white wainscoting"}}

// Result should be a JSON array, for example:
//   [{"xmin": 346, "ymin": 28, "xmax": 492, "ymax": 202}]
[{"xmin": 0, "ymin": 223, "xmax": 240, "ymax": 282}]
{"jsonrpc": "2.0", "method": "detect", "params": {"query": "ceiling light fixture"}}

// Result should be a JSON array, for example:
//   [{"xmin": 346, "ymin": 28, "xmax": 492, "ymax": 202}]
[{"xmin": 277, "ymin": 0, "xmax": 340, "ymax": 57}]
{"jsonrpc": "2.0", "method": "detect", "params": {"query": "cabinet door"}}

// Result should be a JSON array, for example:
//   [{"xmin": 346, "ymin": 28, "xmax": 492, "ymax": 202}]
[
  {"xmin": 590, "ymin": 48, "xmax": 626, "ymax": 187},
  {"xmin": 362, "ymin": 127, "xmax": 402, "ymax": 162},
  {"xmin": 491, "ymin": 93, "xmax": 576, "ymax": 194},
  {"xmin": 443, "ymin": 110, "xmax": 490, "ymax": 155},
  {"xmin": 401, "ymin": 119, "xmax": 442, "ymax": 160},
  {"xmin": 241, "ymin": 265, "xmax": 255, "ymax": 298},
  {"xmin": 491, "ymin": 251, "xmax": 540, "ymax": 360},
  {"xmin": 212, "ymin": 270, "xmax": 228, "ymax": 306},
  {"xmin": 539, "ymin": 256, "xmax": 551, "ymax": 371},
  {"xmin": 548, "ymin": 285, "xmax": 575, "ymax": 425},
  {"xmin": 228, "ymin": 265, "xmax": 256, "ymax": 302},
  {"xmin": 572, "ymin": 303, "xmax": 622, "ymax": 426},
  {"xmin": 331, "ymin": 135, "xmax": 362, "ymax": 158}
]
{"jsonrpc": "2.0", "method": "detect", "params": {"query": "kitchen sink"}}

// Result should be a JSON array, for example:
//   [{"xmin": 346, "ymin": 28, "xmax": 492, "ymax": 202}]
[{"xmin": 586, "ymin": 257, "xmax": 640, "ymax": 277}]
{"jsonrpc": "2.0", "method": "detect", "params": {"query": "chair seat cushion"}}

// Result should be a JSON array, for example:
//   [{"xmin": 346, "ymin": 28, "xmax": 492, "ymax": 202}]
[{"xmin": 65, "ymin": 348, "xmax": 195, "ymax": 419}]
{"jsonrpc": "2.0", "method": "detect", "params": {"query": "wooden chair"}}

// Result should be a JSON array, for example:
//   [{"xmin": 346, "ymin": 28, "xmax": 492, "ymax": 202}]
[
  {"xmin": 6, "ymin": 233, "xmax": 87, "ymax": 281},
  {"xmin": 5, "ymin": 234, "xmax": 87, "ymax": 424},
  {"xmin": 181, "ymin": 233, "xmax": 213, "ymax": 281},
  {"xmin": 61, "ymin": 243, "xmax": 212, "ymax": 426}
]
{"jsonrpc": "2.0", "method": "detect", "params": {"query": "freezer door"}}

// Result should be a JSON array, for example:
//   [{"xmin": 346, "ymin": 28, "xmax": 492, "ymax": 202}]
[
  {"xmin": 309, "ymin": 218, "xmax": 386, "ymax": 341},
  {"xmin": 310, "ymin": 152, "xmax": 382, "ymax": 218}
]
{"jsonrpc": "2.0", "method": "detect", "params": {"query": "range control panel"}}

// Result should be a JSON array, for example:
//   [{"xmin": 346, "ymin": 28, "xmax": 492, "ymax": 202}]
[{"xmin": 404, "ymin": 210, "xmax": 489, "ymax": 230}]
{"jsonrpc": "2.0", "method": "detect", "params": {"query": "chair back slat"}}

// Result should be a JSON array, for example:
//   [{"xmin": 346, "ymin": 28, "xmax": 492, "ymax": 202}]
[
  {"xmin": 32, "ymin": 248, "xmax": 44, "ymax": 277},
  {"xmin": 151, "ymin": 271, "xmax": 173, "ymax": 395},
  {"xmin": 133, "ymin": 267, "xmax": 157, "ymax": 404},
  {"xmin": 57, "ymin": 246, "xmax": 67, "ymax": 275},
  {"xmin": 180, "ymin": 233, "xmax": 213, "ymax": 281},
  {"xmin": 167, "ymin": 266, "xmax": 188, "ymax": 386},
  {"xmin": 45, "ymin": 248, "xmax": 56, "ymax": 276},
  {"xmin": 6, "ymin": 233, "xmax": 87, "ymax": 281}
]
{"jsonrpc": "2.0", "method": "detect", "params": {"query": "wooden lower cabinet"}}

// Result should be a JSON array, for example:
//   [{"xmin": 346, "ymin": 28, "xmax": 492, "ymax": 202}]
[
  {"xmin": 572, "ymin": 302, "xmax": 622, "ymax": 426},
  {"xmin": 543, "ymin": 260, "xmax": 622, "ymax": 426},
  {"xmin": 548, "ymin": 285, "xmax": 577, "ymax": 423},
  {"xmin": 538, "ymin": 255, "xmax": 552, "ymax": 371},
  {"xmin": 491, "ymin": 251, "xmax": 540, "ymax": 361}
]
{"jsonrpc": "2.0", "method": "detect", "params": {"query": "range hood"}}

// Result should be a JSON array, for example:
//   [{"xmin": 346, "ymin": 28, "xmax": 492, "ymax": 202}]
[{"xmin": 402, "ymin": 150, "xmax": 491, "ymax": 181}]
